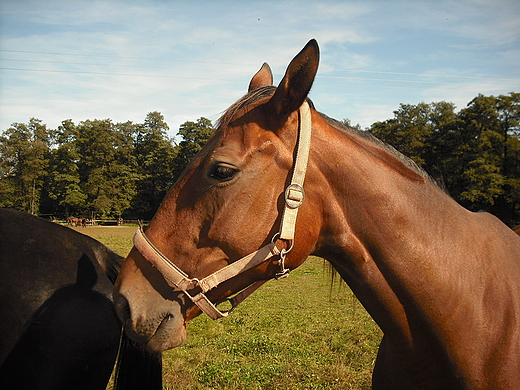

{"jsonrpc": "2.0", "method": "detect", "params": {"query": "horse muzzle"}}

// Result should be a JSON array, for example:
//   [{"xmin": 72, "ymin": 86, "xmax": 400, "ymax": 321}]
[{"xmin": 113, "ymin": 248, "xmax": 188, "ymax": 352}]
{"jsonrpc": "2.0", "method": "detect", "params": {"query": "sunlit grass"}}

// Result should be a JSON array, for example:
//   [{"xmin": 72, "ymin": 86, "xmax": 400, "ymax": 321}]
[
  {"xmin": 77, "ymin": 226, "xmax": 382, "ymax": 389},
  {"xmin": 72, "ymin": 225, "xmax": 136, "ymax": 255}
]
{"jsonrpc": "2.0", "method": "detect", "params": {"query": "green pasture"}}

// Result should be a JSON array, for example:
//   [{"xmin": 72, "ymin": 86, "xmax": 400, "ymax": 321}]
[{"xmin": 75, "ymin": 226, "xmax": 382, "ymax": 389}]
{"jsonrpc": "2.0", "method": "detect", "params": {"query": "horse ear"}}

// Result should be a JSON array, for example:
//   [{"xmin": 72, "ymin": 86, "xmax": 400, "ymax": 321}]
[
  {"xmin": 248, "ymin": 63, "xmax": 273, "ymax": 92},
  {"xmin": 268, "ymin": 39, "xmax": 319, "ymax": 117}
]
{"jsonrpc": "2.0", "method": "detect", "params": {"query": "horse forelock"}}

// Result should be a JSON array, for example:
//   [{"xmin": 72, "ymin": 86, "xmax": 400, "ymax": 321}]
[
  {"xmin": 216, "ymin": 86, "xmax": 276, "ymax": 131},
  {"xmin": 216, "ymin": 85, "xmax": 319, "ymax": 134}
]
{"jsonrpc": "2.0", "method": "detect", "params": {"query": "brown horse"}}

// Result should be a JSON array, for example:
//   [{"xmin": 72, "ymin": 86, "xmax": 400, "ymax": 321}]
[
  {"xmin": 67, "ymin": 217, "xmax": 86, "ymax": 227},
  {"xmin": 114, "ymin": 40, "xmax": 520, "ymax": 389}
]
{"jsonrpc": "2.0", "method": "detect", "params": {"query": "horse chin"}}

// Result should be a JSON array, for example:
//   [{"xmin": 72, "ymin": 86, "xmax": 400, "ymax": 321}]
[
  {"xmin": 120, "ymin": 311, "xmax": 187, "ymax": 352},
  {"xmin": 147, "ymin": 316, "xmax": 187, "ymax": 352}
]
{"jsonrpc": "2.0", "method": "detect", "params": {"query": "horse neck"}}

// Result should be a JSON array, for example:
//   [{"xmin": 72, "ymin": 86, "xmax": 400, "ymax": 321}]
[
  {"xmin": 310, "ymin": 121, "xmax": 520, "ymax": 385},
  {"xmin": 309, "ymin": 116, "xmax": 482, "ymax": 347}
]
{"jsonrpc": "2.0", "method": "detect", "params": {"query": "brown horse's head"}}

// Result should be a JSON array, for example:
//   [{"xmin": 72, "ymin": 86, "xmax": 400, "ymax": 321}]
[{"xmin": 113, "ymin": 40, "xmax": 322, "ymax": 351}]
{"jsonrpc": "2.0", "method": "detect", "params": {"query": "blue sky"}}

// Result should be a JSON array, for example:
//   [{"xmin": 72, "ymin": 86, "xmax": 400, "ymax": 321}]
[{"xmin": 1, "ymin": 0, "xmax": 519, "ymax": 138}]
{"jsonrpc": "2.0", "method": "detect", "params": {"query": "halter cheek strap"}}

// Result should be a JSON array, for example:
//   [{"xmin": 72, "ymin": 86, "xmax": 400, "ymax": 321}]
[
  {"xmin": 279, "ymin": 100, "xmax": 311, "ymax": 240},
  {"xmin": 133, "ymin": 101, "xmax": 312, "ymax": 320},
  {"xmin": 276, "ymin": 100, "xmax": 312, "ymax": 277}
]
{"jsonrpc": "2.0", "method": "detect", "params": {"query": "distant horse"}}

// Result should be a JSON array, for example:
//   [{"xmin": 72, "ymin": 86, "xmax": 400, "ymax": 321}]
[
  {"xmin": 67, "ymin": 217, "xmax": 86, "ymax": 227},
  {"xmin": 0, "ymin": 208, "xmax": 161, "ymax": 390},
  {"xmin": 113, "ymin": 40, "xmax": 520, "ymax": 389}
]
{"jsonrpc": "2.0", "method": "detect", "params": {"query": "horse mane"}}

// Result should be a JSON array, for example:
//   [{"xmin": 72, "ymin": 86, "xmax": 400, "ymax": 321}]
[{"xmin": 320, "ymin": 113, "xmax": 444, "ymax": 188}]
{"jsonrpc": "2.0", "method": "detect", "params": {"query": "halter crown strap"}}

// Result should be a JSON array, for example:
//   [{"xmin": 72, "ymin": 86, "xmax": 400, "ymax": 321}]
[{"xmin": 133, "ymin": 101, "xmax": 312, "ymax": 320}]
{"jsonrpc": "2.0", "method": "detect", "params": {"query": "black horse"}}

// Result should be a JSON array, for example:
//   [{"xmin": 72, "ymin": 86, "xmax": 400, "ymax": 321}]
[{"xmin": 0, "ymin": 208, "xmax": 161, "ymax": 390}]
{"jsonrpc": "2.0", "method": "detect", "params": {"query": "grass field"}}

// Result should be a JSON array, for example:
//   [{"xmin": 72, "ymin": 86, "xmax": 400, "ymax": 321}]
[{"xmin": 74, "ymin": 226, "xmax": 382, "ymax": 389}]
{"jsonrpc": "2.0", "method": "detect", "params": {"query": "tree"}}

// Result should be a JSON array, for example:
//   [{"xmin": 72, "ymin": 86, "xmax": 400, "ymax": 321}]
[
  {"xmin": 494, "ymin": 93, "xmax": 520, "ymax": 220},
  {"xmin": 172, "ymin": 117, "xmax": 214, "ymax": 179},
  {"xmin": 45, "ymin": 119, "xmax": 86, "ymax": 217},
  {"xmin": 0, "ymin": 119, "xmax": 51, "ymax": 214},
  {"xmin": 369, "ymin": 103, "xmax": 434, "ymax": 166},
  {"xmin": 0, "ymin": 130, "xmax": 20, "ymax": 209},
  {"xmin": 109, "ymin": 121, "xmax": 139, "ymax": 218},
  {"xmin": 131, "ymin": 111, "xmax": 177, "ymax": 220},
  {"xmin": 455, "ymin": 95, "xmax": 505, "ymax": 211},
  {"xmin": 75, "ymin": 119, "xmax": 137, "ymax": 219}
]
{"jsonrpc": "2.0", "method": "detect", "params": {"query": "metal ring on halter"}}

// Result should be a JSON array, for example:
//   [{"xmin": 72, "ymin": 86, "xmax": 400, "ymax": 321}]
[
  {"xmin": 271, "ymin": 232, "xmax": 295, "ymax": 253},
  {"xmin": 280, "ymin": 247, "xmax": 291, "ymax": 259}
]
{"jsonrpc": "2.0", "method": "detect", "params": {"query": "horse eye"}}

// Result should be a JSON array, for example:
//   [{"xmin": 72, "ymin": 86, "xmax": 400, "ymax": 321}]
[{"xmin": 210, "ymin": 165, "xmax": 237, "ymax": 181}]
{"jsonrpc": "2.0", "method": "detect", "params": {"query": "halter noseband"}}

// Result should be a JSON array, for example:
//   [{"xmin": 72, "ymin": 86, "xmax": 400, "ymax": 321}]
[{"xmin": 133, "ymin": 101, "xmax": 312, "ymax": 320}]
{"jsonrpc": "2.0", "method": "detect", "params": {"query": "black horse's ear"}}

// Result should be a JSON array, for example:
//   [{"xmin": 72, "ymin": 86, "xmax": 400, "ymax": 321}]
[
  {"xmin": 248, "ymin": 63, "xmax": 273, "ymax": 92},
  {"xmin": 268, "ymin": 39, "xmax": 319, "ymax": 117}
]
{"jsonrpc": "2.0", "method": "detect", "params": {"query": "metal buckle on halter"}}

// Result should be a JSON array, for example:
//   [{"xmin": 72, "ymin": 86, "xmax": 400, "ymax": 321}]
[
  {"xmin": 275, "ymin": 247, "xmax": 291, "ymax": 279},
  {"xmin": 285, "ymin": 183, "xmax": 305, "ymax": 209}
]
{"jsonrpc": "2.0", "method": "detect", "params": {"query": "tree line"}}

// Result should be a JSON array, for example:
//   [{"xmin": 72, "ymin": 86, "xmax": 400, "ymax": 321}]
[
  {"xmin": 1, "ymin": 92, "xmax": 519, "ymax": 225},
  {"xmin": 0, "ymin": 111, "xmax": 213, "ymax": 221}
]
